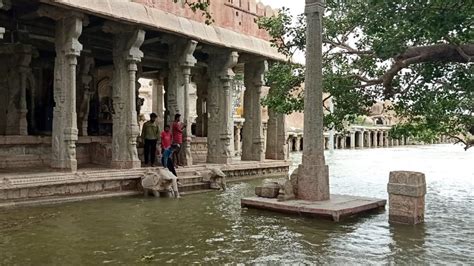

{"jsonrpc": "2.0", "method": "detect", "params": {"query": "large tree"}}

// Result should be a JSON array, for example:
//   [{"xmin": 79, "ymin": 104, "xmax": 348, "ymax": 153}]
[{"xmin": 258, "ymin": 1, "xmax": 473, "ymax": 149}]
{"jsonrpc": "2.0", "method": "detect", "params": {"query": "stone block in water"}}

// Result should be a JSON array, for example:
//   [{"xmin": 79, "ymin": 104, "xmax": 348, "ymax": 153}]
[
  {"xmin": 255, "ymin": 182, "xmax": 280, "ymax": 198},
  {"xmin": 387, "ymin": 171, "xmax": 426, "ymax": 224}
]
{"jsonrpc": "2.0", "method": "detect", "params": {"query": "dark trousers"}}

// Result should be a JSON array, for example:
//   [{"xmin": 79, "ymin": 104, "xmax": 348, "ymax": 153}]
[
  {"xmin": 172, "ymin": 144, "xmax": 182, "ymax": 165},
  {"xmin": 144, "ymin": 139, "xmax": 158, "ymax": 165},
  {"xmin": 167, "ymin": 158, "xmax": 177, "ymax": 177}
]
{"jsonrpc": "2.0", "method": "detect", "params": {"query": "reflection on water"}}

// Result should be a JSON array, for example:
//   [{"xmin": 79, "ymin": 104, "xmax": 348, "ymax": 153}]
[{"xmin": 0, "ymin": 144, "xmax": 473, "ymax": 264}]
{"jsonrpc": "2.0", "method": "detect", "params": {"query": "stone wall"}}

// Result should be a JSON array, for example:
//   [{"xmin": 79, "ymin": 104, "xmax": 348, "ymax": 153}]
[
  {"xmin": 191, "ymin": 137, "xmax": 208, "ymax": 163},
  {"xmin": 0, "ymin": 136, "xmax": 112, "ymax": 169},
  {"xmin": 132, "ymin": 0, "xmax": 276, "ymax": 40}
]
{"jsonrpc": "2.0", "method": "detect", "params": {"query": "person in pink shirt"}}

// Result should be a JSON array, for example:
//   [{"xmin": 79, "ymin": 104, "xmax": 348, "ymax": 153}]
[
  {"xmin": 160, "ymin": 125, "xmax": 172, "ymax": 153},
  {"xmin": 172, "ymin": 113, "xmax": 186, "ymax": 166}
]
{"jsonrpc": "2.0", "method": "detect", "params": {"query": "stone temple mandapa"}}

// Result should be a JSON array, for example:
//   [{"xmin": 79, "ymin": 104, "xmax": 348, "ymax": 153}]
[{"xmin": 0, "ymin": 0, "xmax": 291, "ymax": 206}]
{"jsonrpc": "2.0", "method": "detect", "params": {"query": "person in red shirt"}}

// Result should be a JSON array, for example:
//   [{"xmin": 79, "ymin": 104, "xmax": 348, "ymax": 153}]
[
  {"xmin": 172, "ymin": 113, "xmax": 186, "ymax": 166},
  {"xmin": 160, "ymin": 125, "xmax": 172, "ymax": 153}
]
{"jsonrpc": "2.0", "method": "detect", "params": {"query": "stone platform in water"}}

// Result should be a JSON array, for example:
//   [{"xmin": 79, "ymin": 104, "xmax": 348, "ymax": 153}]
[
  {"xmin": 241, "ymin": 195, "xmax": 386, "ymax": 222},
  {"xmin": 0, "ymin": 160, "xmax": 289, "ymax": 208}
]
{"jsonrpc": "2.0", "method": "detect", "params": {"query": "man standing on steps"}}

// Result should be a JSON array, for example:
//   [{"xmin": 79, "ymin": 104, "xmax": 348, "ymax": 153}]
[
  {"xmin": 172, "ymin": 113, "xmax": 186, "ymax": 167},
  {"xmin": 141, "ymin": 113, "xmax": 160, "ymax": 167}
]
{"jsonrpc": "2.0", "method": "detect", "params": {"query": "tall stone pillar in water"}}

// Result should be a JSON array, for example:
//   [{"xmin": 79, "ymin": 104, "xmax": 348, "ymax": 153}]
[
  {"xmin": 207, "ymin": 51, "xmax": 239, "ymax": 164},
  {"xmin": 242, "ymin": 60, "xmax": 267, "ymax": 161},
  {"xmin": 168, "ymin": 40, "xmax": 197, "ymax": 166},
  {"xmin": 296, "ymin": 0, "xmax": 330, "ymax": 201},
  {"xmin": 51, "ymin": 13, "xmax": 84, "ymax": 171},
  {"xmin": 107, "ymin": 26, "xmax": 144, "ymax": 169}
]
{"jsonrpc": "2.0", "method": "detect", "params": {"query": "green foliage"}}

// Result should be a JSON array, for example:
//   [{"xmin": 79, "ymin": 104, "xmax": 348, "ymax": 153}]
[
  {"xmin": 258, "ymin": 1, "xmax": 473, "ymax": 148},
  {"xmin": 175, "ymin": 0, "xmax": 214, "ymax": 25}
]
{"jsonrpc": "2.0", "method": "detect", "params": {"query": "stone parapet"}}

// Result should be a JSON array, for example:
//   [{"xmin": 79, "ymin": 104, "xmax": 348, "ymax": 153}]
[{"xmin": 387, "ymin": 171, "xmax": 426, "ymax": 224}]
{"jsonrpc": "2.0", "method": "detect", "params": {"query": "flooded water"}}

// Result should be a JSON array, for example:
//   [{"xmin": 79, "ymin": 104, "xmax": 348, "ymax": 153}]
[{"xmin": 1, "ymin": 144, "xmax": 473, "ymax": 264}]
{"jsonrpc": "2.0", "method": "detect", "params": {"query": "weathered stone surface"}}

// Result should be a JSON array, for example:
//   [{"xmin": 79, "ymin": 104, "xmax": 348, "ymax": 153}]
[
  {"xmin": 388, "ymin": 171, "xmax": 426, "ymax": 197},
  {"xmin": 265, "ymin": 110, "xmax": 288, "ymax": 160},
  {"xmin": 242, "ymin": 60, "xmax": 267, "ymax": 162},
  {"xmin": 168, "ymin": 39, "xmax": 197, "ymax": 166},
  {"xmin": 255, "ymin": 182, "xmax": 280, "ymax": 198},
  {"xmin": 388, "ymin": 171, "xmax": 426, "ymax": 224},
  {"xmin": 51, "ymin": 14, "xmax": 84, "ymax": 172},
  {"xmin": 278, "ymin": 168, "xmax": 299, "ymax": 201},
  {"xmin": 206, "ymin": 51, "xmax": 239, "ymax": 164},
  {"xmin": 109, "ymin": 27, "xmax": 144, "ymax": 169},
  {"xmin": 294, "ymin": 0, "xmax": 330, "ymax": 201},
  {"xmin": 242, "ymin": 194, "xmax": 386, "ymax": 222},
  {"xmin": 0, "ymin": 44, "xmax": 34, "ymax": 136}
]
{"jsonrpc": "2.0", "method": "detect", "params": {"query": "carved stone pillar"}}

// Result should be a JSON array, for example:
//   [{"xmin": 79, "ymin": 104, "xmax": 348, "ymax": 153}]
[
  {"xmin": 373, "ymin": 131, "xmax": 378, "ymax": 148},
  {"xmin": 384, "ymin": 132, "xmax": 389, "ymax": 147},
  {"xmin": 265, "ymin": 109, "xmax": 288, "ymax": 160},
  {"xmin": 234, "ymin": 123, "xmax": 242, "ymax": 157},
  {"xmin": 358, "ymin": 131, "xmax": 364, "ymax": 148},
  {"xmin": 296, "ymin": 0, "xmax": 329, "ymax": 201},
  {"xmin": 195, "ymin": 70, "xmax": 208, "ymax": 137},
  {"xmin": 0, "ymin": 44, "xmax": 33, "ymax": 135},
  {"xmin": 109, "ymin": 28, "xmax": 145, "ymax": 169},
  {"xmin": 394, "ymin": 139, "xmax": 399, "ymax": 146},
  {"xmin": 77, "ymin": 56, "xmax": 95, "ymax": 136},
  {"xmin": 400, "ymin": 137, "xmax": 405, "ymax": 146},
  {"xmin": 365, "ymin": 131, "xmax": 371, "ymax": 148},
  {"xmin": 168, "ymin": 40, "xmax": 197, "ymax": 166},
  {"xmin": 295, "ymin": 136, "xmax": 302, "ymax": 151},
  {"xmin": 152, "ymin": 73, "xmax": 165, "ymax": 129},
  {"xmin": 0, "ymin": 0, "xmax": 10, "ymax": 39},
  {"xmin": 350, "ymin": 131, "xmax": 356, "ymax": 149},
  {"xmin": 51, "ymin": 14, "xmax": 84, "ymax": 171},
  {"xmin": 242, "ymin": 60, "xmax": 267, "ymax": 161},
  {"xmin": 378, "ymin": 132, "xmax": 384, "ymax": 147},
  {"xmin": 207, "ymin": 51, "xmax": 239, "ymax": 164},
  {"xmin": 263, "ymin": 121, "xmax": 268, "ymax": 150}
]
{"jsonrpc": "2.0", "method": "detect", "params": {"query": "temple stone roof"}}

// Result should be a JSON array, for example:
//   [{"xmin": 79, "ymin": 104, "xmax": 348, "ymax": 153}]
[{"xmin": 42, "ymin": 0, "xmax": 286, "ymax": 61}]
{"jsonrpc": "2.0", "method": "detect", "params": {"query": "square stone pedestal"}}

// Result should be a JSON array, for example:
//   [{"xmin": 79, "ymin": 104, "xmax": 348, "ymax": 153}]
[{"xmin": 241, "ymin": 194, "xmax": 386, "ymax": 222}]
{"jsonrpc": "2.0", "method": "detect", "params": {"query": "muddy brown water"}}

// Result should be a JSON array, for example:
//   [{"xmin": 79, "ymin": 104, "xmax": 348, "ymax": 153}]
[{"xmin": 1, "ymin": 144, "xmax": 473, "ymax": 264}]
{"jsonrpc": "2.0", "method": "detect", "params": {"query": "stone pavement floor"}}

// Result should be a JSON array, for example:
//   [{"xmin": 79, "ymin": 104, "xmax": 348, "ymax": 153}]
[{"xmin": 241, "ymin": 194, "xmax": 386, "ymax": 222}]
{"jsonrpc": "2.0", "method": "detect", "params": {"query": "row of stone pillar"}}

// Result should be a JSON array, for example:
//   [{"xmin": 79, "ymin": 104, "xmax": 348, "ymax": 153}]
[
  {"xmin": 37, "ymin": 12, "xmax": 287, "ymax": 171},
  {"xmin": 288, "ymin": 130, "xmax": 453, "ymax": 152}
]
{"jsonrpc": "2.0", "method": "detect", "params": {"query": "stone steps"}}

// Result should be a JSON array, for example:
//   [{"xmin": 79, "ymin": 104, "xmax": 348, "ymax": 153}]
[
  {"xmin": 178, "ymin": 182, "xmax": 211, "ymax": 192},
  {"xmin": 0, "ymin": 161, "xmax": 290, "ymax": 207},
  {"xmin": 0, "ymin": 191, "xmax": 142, "ymax": 208}
]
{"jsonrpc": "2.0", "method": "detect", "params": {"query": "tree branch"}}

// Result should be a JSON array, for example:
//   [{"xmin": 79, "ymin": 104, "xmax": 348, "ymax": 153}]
[
  {"xmin": 324, "ymin": 39, "xmax": 374, "ymax": 55},
  {"xmin": 448, "ymin": 135, "xmax": 473, "ymax": 151}
]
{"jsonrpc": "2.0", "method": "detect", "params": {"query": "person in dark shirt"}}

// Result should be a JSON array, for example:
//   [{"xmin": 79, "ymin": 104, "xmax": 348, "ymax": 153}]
[{"xmin": 161, "ymin": 144, "xmax": 179, "ymax": 177}]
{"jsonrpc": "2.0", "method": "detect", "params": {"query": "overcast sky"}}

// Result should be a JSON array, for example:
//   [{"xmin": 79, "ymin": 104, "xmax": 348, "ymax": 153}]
[
  {"xmin": 259, "ymin": 0, "xmax": 305, "ymax": 62},
  {"xmin": 259, "ymin": 0, "xmax": 304, "ymax": 16}
]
